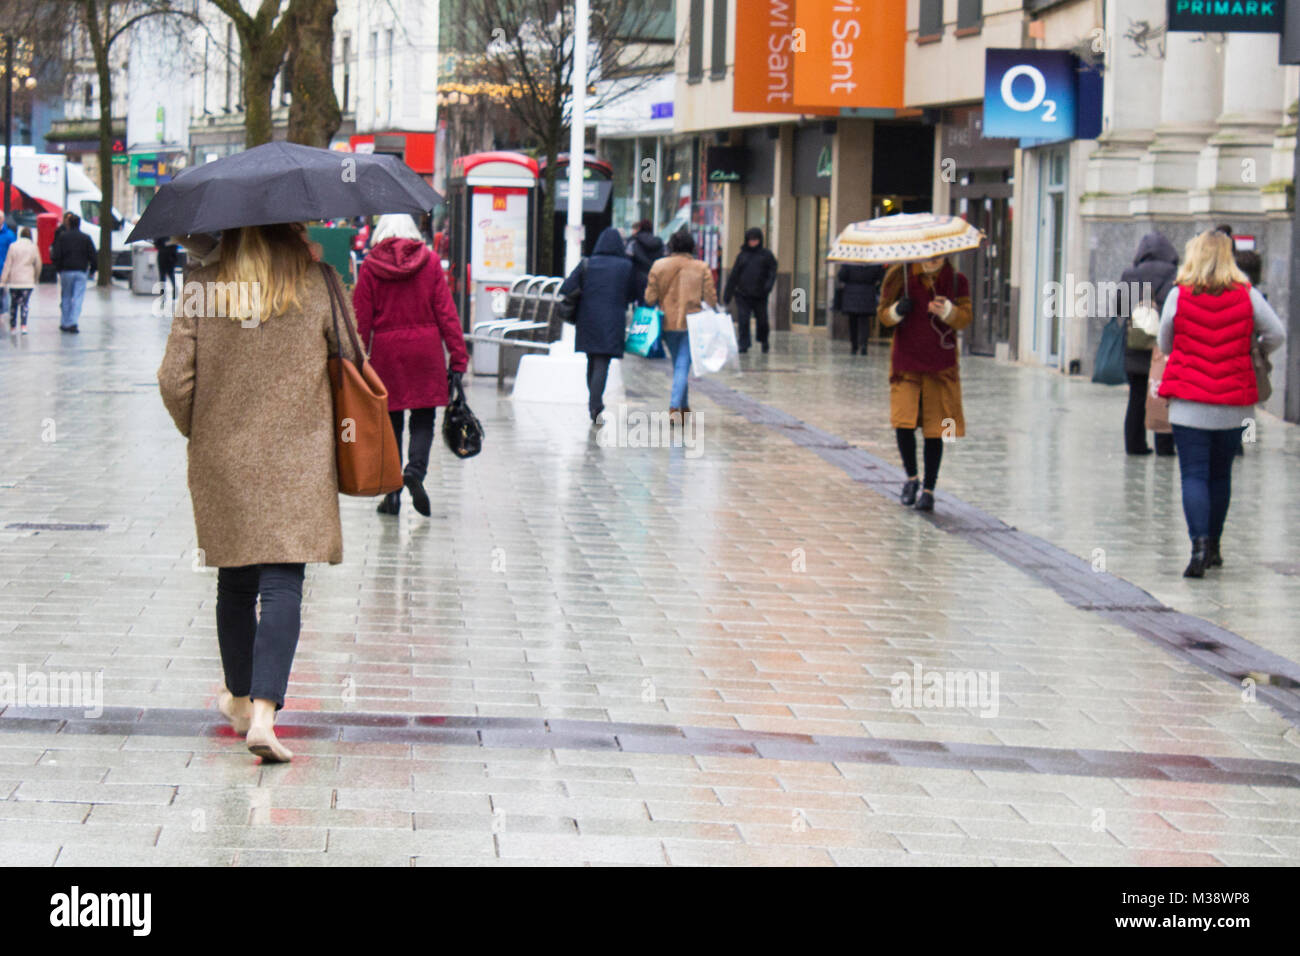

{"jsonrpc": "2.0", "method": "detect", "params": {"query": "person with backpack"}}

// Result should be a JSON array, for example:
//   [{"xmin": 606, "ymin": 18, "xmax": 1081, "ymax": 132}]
[
  {"xmin": 1118, "ymin": 233, "xmax": 1179, "ymax": 456},
  {"xmin": 352, "ymin": 214, "xmax": 469, "ymax": 517},
  {"xmin": 626, "ymin": 220, "xmax": 664, "ymax": 306},
  {"xmin": 723, "ymin": 227, "xmax": 778, "ymax": 353},
  {"xmin": 560, "ymin": 226, "xmax": 636, "ymax": 424},
  {"xmin": 1156, "ymin": 230, "xmax": 1285, "ymax": 578}
]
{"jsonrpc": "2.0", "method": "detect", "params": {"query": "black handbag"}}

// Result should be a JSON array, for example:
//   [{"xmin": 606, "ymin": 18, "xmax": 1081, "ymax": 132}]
[
  {"xmin": 442, "ymin": 371, "xmax": 483, "ymax": 459},
  {"xmin": 556, "ymin": 258, "xmax": 587, "ymax": 322}
]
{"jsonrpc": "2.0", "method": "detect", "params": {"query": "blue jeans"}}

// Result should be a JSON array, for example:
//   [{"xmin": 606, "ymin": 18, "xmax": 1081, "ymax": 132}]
[
  {"xmin": 59, "ymin": 270, "xmax": 88, "ymax": 328},
  {"xmin": 1171, "ymin": 425, "xmax": 1242, "ymax": 542},
  {"xmin": 662, "ymin": 330, "xmax": 691, "ymax": 409},
  {"xmin": 216, "ymin": 563, "xmax": 306, "ymax": 709}
]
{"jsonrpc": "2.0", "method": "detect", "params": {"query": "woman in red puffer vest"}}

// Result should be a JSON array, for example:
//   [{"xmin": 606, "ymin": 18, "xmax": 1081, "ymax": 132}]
[
  {"xmin": 1156, "ymin": 230, "xmax": 1285, "ymax": 578},
  {"xmin": 353, "ymin": 214, "xmax": 469, "ymax": 519}
]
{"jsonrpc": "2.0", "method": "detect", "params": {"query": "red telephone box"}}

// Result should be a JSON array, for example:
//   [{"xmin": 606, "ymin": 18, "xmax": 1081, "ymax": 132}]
[{"xmin": 446, "ymin": 151, "xmax": 539, "ymax": 331}]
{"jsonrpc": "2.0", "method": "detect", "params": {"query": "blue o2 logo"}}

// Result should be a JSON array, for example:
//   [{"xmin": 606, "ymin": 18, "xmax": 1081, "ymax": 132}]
[
  {"xmin": 984, "ymin": 49, "xmax": 1077, "ymax": 141},
  {"xmin": 1000, "ymin": 65, "xmax": 1056, "ymax": 123}
]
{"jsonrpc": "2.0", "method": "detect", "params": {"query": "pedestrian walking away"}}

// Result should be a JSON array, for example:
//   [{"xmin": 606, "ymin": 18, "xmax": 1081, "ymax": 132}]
[
  {"xmin": 1, "ymin": 227, "xmax": 41, "ymax": 335},
  {"xmin": 626, "ymin": 219, "xmax": 665, "ymax": 306},
  {"xmin": 1117, "ymin": 232, "xmax": 1179, "ymax": 456},
  {"xmin": 562, "ymin": 225, "xmax": 637, "ymax": 424},
  {"xmin": 0, "ymin": 219, "xmax": 15, "ymax": 319},
  {"xmin": 834, "ymin": 262, "xmax": 885, "ymax": 355},
  {"xmin": 50, "ymin": 213, "xmax": 96, "ymax": 333},
  {"xmin": 1156, "ymin": 229, "xmax": 1285, "ymax": 578},
  {"xmin": 723, "ymin": 227, "xmax": 777, "ymax": 353},
  {"xmin": 645, "ymin": 228, "xmax": 717, "ymax": 423},
  {"xmin": 353, "ymin": 213, "xmax": 469, "ymax": 518},
  {"xmin": 154, "ymin": 236, "xmax": 180, "ymax": 299},
  {"xmin": 877, "ymin": 256, "xmax": 973, "ymax": 513},
  {"xmin": 157, "ymin": 221, "xmax": 360, "ymax": 763}
]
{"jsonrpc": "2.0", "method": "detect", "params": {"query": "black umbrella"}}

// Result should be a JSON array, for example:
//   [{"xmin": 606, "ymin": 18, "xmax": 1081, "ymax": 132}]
[{"xmin": 126, "ymin": 142, "xmax": 442, "ymax": 243}]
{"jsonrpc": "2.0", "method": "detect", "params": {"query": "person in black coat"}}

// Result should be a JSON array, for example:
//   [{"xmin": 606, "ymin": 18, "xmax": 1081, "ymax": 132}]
[
  {"xmin": 626, "ymin": 220, "xmax": 664, "ymax": 305},
  {"xmin": 154, "ymin": 236, "xmax": 179, "ymax": 299},
  {"xmin": 1118, "ymin": 232, "xmax": 1178, "ymax": 456},
  {"xmin": 723, "ymin": 227, "xmax": 778, "ymax": 353},
  {"xmin": 560, "ymin": 225, "xmax": 636, "ymax": 424},
  {"xmin": 834, "ymin": 263, "xmax": 885, "ymax": 355},
  {"xmin": 50, "ymin": 213, "xmax": 97, "ymax": 333}
]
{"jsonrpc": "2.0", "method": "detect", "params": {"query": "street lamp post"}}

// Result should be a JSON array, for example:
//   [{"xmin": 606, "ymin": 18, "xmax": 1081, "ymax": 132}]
[{"xmin": 564, "ymin": 0, "xmax": 588, "ymax": 276}]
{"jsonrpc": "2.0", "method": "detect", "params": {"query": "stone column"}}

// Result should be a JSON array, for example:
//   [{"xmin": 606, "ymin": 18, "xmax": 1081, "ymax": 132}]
[
  {"xmin": 769, "ymin": 124, "xmax": 796, "ymax": 330},
  {"xmin": 1193, "ymin": 33, "xmax": 1283, "ymax": 215},
  {"xmin": 1134, "ymin": 31, "xmax": 1223, "ymax": 214},
  {"xmin": 829, "ymin": 118, "xmax": 873, "ymax": 341}
]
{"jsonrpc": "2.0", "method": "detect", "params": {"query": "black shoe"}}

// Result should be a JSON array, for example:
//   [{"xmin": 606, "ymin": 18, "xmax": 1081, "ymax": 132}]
[
  {"xmin": 1206, "ymin": 539, "xmax": 1223, "ymax": 569},
  {"xmin": 60, "ymin": 326, "xmax": 79, "ymax": 334},
  {"xmin": 739, "ymin": 347, "xmax": 750, "ymax": 354},
  {"xmin": 376, "ymin": 491, "xmax": 401, "ymax": 515},
  {"xmin": 1184, "ymin": 537, "xmax": 1209, "ymax": 578},
  {"xmin": 1127, "ymin": 447, "xmax": 1154, "ymax": 456},
  {"xmin": 761, "ymin": 342, "xmax": 770, "ymax": 353},
  {"xmin": 404, "ymin": 473, "xmax": 431, "ymax": 517},
  {"xmin": 900, "ymin": 478, "xmax": 920, "ymax": 507},
  {"xmin": 590, "ymin": 406, "xmax": 604, "ymax": 425},
  {"xmin": 914, "ymin": 490, "xmax": 936, "ymax": 512}
]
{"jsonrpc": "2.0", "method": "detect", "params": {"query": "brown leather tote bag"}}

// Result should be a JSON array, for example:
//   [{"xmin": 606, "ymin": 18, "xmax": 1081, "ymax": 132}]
[{"xmin": 320, "ymin": 263, "xmax": 404, "ymax": 497}]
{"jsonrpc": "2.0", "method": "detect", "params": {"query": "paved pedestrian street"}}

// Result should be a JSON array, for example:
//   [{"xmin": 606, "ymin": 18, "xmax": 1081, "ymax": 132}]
[{"xmin": 1, "ymin": 284, "xmax": 1298, "ymax": 867}]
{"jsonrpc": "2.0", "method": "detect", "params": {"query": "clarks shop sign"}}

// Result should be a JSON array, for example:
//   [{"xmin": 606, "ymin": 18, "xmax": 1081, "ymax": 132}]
[{"xmin": 1167, "ymin": 0, "xmax": 1284, "ymax": 33}]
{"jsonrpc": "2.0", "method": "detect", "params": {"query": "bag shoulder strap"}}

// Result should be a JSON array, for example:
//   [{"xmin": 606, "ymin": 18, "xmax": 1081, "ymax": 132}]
[{"xmin": 320, "ymin": 262, "xmax": 363, "ymax": 366}]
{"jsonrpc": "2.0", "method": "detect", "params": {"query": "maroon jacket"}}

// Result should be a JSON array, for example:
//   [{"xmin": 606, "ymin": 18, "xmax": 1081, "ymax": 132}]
[{"xmin": 353, "ymin": 238, "xmax": 468, "ymax": 412}]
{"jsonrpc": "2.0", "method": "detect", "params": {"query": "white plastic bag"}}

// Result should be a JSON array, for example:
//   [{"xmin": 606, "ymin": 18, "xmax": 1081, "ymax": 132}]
[
  {"xmin": 1131, "ymin": 302, "xmax": 1161, "ymax": 337},
  {"xmin": 686, "ymin": 307, "xmax": 741, "ymax": 376}
]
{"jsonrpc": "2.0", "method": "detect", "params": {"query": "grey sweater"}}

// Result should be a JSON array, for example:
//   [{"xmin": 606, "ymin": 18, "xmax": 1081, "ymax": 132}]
[{"xmin": 1156, "ymin": 286, "xmax": 1286, "ymax": 430}]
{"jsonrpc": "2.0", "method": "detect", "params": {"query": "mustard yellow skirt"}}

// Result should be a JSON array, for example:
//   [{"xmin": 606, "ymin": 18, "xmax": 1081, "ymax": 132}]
[{"xmin": 889, "ymin": 366, "xmax": 965, "ymax": 438}]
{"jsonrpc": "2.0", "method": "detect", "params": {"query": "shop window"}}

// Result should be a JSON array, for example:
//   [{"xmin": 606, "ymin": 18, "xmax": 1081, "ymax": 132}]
[
  {"xmin": 710, "ymin": 0, "xmax": 727, "ymax": 79},
  {"xmin": 687, "ymin": 0, "xmax": 704, "ymax": 82},
  {"xmin": 957, "ymin": 0, "xmax": 982, "ymax": 35},
  {"xmin": 918, "ymin": 0, "xmax": 943, "ymax": 42}
]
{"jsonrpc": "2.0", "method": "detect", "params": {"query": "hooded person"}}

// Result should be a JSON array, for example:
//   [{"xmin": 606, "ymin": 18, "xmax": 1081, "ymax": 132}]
[
  {"xmin": 1118, "ymin": 232, "xmax": 1179, "ymax": 456},
  {"xmin": 352, "ymin": 213, "xmax": 469, "ymax": 518},
  {"xmin": 876, "ymin": 256, "xmax": 973, "ymax": 513},
  {"xmin": 723, "ymin": 227, "xmax": 778, "ymax": 353},
  {"xmin": 560, "ymin": 225, "xmax": 637, "ymax": 424},
  {"xmin": 626, "ymin": 220, "xmax": 664, "ymax": 305}
]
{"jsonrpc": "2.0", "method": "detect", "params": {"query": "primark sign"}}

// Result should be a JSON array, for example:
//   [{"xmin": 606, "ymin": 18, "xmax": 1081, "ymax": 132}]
[{"xmin": 1167, "ymin": 0, "xmax": 1284, "ymax": 33}]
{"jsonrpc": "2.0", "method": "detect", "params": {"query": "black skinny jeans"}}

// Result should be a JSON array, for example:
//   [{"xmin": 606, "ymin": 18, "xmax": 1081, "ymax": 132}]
[
  {"xmin": 846, "ymin": 312, "xmax": 870, "ymax": 352},
  {"xmin": 216, "ymin": 563, "xmax": 306, "ymax": 709},
  {"xmin": 390, "ymin": 407, "xmax": 436, "ymax": 481},
  {"xmin": 586, "ymin": 354, "xmax": 613, "ymax": 417},
  {"xmin": 896, "ymin": 429, "xmax": 944, "ymax": 490}
]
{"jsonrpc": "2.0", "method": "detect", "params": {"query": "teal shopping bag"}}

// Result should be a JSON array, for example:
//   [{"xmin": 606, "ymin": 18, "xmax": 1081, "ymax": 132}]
[{"xmin": 625, "ymin": 306, "xmax": 663, "ymax": 358}]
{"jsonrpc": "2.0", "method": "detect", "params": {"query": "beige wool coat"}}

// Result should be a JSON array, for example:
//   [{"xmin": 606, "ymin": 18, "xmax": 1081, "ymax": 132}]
[
  {"xmin": 157, "ymin": 263, "xmax": 359, "ymax": 567},
  {"xmin": 644, "ymin": 253, "xmax": 718, "ymax": 332},
  {"xmin": 0, "ymin": 238, "xmax": 42, "ymax": 288}
]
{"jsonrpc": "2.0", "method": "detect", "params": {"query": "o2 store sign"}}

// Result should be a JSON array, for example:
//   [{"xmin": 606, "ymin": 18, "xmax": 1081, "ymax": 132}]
[{"xmin": 984, "ymin": 49, "xmax": 1100, "ymax": 143}]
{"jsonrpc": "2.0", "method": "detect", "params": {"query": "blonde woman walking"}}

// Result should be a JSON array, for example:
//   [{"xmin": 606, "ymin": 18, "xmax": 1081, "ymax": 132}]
[
  {"xmin": 158, "ymin": 222, "xmax": 358, "ymax": 762},
  {"xmin": 1157, "ymin": 230, "xmax": 1285, "ymax": 577}
]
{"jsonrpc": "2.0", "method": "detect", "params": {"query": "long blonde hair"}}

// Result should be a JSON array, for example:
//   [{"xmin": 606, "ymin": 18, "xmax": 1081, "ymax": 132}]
[
  {"xmin": 216, "ymin": 222, "xmax": 317, "ymax": 322},
  {"xmin": 1175, "ymin": 230, "xmax": 1248, "ymax": 295}
]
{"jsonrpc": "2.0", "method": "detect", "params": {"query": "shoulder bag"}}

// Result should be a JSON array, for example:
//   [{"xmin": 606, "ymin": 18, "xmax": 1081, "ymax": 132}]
[
  {"xmin": 320, "ymin": 262, "xmax": 404, "ymax": 497},
  {"xmin": 556, "ymin": 258, "xmax": 588, "ymax": 322}
]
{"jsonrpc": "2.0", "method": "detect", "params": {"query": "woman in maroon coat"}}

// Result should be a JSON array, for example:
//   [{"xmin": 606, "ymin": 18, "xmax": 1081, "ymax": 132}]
[{"xmin": 353, "ymin": 214, "xmax": 469, "ymax": 517}]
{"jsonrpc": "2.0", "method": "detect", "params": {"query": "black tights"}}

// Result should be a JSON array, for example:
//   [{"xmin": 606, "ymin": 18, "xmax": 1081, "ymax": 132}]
[{"xmin": 896, "ymin": 429, "xmax": 943, "ymax": 490}]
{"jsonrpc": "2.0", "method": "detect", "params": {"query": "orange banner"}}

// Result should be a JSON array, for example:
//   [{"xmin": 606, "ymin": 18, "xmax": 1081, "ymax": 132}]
[
  {"xmin": 733, "ymin": 0, "xmax": 837, "ymax": 115},
  {"xmin": 792, "ymin": 0, "xmax": 905, "ymax": 110}
]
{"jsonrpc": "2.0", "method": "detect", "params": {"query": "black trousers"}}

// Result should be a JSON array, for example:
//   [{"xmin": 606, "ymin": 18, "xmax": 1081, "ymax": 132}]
[
  {"xmin": 389, "ymin": 407, "xmax": 436, "ymax": 481},
  {"xmin": 586, "ymin": 354, "xmax": 613, "ymax": 417},
  {"xmin": 8, "ymin": 288, "xmax": 31, "ymax": 326},
  {"xmin": 1125, "ymin": 372, "xmax": 1152, "ymax": 454},
  {"xmin": 216, "ymin": 563, "xmax": 306, "ymax": 709},
  {"xmin": 733, "ymin": 294, "xmax": 769, "ymax": 350},
  {"xmin": 846, "ymin": 312, "xmax": 869, "ymax": 353},
  {"xmin": 896, "ymin": 429, "xmax": 944, "ymax": 490}
]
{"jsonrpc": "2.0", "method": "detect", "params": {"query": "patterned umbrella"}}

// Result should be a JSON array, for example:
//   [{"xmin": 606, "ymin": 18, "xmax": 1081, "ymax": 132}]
[{"xmin": 827, "ymin": 212, "xmax": 984, "ymax": 264}]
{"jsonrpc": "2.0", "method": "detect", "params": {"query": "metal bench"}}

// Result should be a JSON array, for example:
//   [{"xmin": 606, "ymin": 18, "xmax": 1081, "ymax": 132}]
[{"xmin": 465, "ymin": 274, "xmax": 567, "ymax": 382}]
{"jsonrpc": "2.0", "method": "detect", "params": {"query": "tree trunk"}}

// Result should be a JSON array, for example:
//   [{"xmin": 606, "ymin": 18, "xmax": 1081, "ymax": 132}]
[
  {"xmin": 242, "ymin": 36, "xmax": 284, "ymax": 147},
  {"xmin": 540, "ymin": 129, "xmax": 560, "ymax": 277},
  {"xmin": 285, "ymin": 0, "xmax": 341, "ymax": 147},
  {"xmin": 84, "ymin": 0, "xmax": 114, "ymax": 286}
]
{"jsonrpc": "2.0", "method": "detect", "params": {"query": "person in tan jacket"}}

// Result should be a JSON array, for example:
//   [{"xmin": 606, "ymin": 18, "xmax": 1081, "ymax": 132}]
[
  {"xmin": 645, "ymin": 229, "xmax": 717, "ymax": 421},
  {"xmin": 1, "ymin": 228, "xmax": 41, "ymax": 334},
  {"xmin": 157, "ymin": 221, "xmax": 360, "ymax": 763}
]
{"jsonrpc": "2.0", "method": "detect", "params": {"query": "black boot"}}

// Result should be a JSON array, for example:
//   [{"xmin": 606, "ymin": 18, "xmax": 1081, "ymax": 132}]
[
  {"xmin": 1184, "ymin": 537, "xmax": 1209, "ymax": 578},
  {"xmin": 900, "ymin": 478, "xmax": 920, "ymax": 507},
  {"xmin": 376, "ymin": 491, "xmax": 401, "ymax": 515},
  {"xmin": 1206, "ymin": 538, "xmax": 1223, "ymax": 569},
  {"xmin": 914, "ymin": 489, "xmax": 935, "ymax": 512},
  {"xmin": 404, "ymin": 473, "xmax": 431, "ymax": 517}
]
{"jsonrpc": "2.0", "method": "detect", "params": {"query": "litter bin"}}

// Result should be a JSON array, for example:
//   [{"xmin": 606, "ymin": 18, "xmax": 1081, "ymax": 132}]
[
  {"xmin": 307, "ymin": 226, "xmax": 357, "ymax": 288},
  {"xmin": 131, "ymin": 244, "xmax": 159, "ymax": 295}
]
